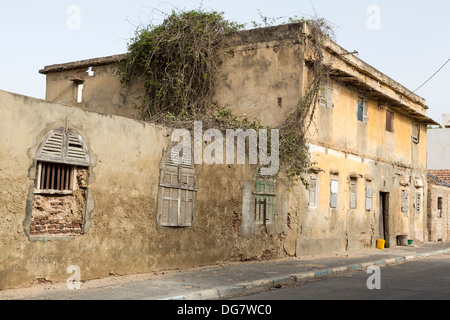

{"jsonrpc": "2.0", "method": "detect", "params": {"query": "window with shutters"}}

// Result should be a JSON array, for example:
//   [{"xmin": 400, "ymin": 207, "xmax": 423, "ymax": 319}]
[
  {"xmin": 30, "ymin": 126, "xmax": 90, "ymax": 238},
  {"xmin": 416, "ymin": 193, "xmax": 421, "ymax": 214},
  {"xmin": 254, "ymin": 176, "xmax": 276, "ymax": 225},
  {"xmin": 437, "ymin": 197, "xmax": 443, "ymax": 218},
  {"xmin": 308, "ymin": 175, "xmax": 319, "ymax": 208},
  {"xmin": 401, "ymin": 190, "xmax": 408, "ymax": 213},
  {"xmin": 35, "ymin": 127, "xmax": 90, "ymax": 194},
  {"xmin": 365, "ymin": 184, "xmax": 373, "ymax": 211},
  {"xmin": 386, "ymin": 110, "xmax": 395, "ymax": 133},
  {"xmin": 357, "ymin": 97, "xmax": 368, "ymax": 123},
  {"xmin": 330, "ymin": 178, "xmax": 338, "ymax": 209},
  {"xmin": 158, "ymin": 148, "xmax": 197, "ymax": 227},
  {"xmin": 412, "ymin": 122, "xmax": 420, "ymax": 144},
  {"xmin": 349, "ymin": 179, "xmax": 357, "ymax": 209},
  {"xmin": 319, "ymin": 80, "xmax": 333, "ymax": 109}
]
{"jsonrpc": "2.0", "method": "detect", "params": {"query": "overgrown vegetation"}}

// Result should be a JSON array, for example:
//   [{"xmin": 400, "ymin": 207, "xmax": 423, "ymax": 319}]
[
  {"xmin": 119, "ymin": 8, "xmax": 333, "ymax": 187},
  {"xmin": 119, "ymin": 9, "xmax": 244, "ymax": 123}
]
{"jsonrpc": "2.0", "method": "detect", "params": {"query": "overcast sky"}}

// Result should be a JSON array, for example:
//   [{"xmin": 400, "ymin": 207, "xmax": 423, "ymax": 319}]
[{"xmin": 0, "ymin": 0, "xmax": 448, "ymax": 123}]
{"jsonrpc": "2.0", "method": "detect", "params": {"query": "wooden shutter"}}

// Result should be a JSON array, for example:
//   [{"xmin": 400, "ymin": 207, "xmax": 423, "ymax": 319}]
[
  {"xmin": 401, "ymin": 190, "xmax": 408, "ymax": 213},
  {"xmin": 330, "ymin": 179, "xmax": 338, "ymax": 209},
  {"xmin": 357, "ymin": 99, "xmax": 364, "ymax": 122},
  {"xmin": 67, "ymin": 130, "xmax": 89, "ymax": 165},
  {"xmin": 320, "ymin": 80, "xmax": 333, "ymax": 108},
  {"xmin": 386, "ymin": 110, "xmax": 394, "ymax": 133},
  {"xmin": 39, "ymin": 129, "xmax": 64, "ymax": 159},
  {"xmin": 350, "ymin": 180, "xmax": 357, "ymax": 209},
  {"xmin": 159, "ymin": 147, "xmax": 196, "ymax": 227},
  {"xmin": 37, "ymin": 128, "xmax": 89, "ymax": 167},
  {"xmin": 309, "ymin": 176, "xmax": 317, "ymax": 208},
  {"xmin": 416, "ymin": 193, "xmax": 421, "ymax": 214},
  {"xmin": 365, "ymin": 185, "xmax": 373, "ymax": 211},
  {"xmin": 363, "ymin": 100, "xmax": 369, "ymax": 124},
  {"xmin": 412, "ymin": 123, "xmax": 420, "ymax": 143}
]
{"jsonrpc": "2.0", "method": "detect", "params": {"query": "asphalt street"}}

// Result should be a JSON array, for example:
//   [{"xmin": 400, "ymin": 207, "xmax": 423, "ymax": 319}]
[{"xmin": 236, "ymin": 253, "xmax": 450, "ymax": 300}]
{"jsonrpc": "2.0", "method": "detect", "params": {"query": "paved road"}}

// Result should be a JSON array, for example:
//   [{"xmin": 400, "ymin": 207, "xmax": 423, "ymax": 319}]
[{"xmin": 236, "ymin": 253, "xmax": 450, "ymax": 300}]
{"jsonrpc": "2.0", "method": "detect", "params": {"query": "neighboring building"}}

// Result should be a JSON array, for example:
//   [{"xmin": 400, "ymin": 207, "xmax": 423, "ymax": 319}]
[
  {"xmin": 428, "ymin": 114, "xmax": 450, "ymax": 184},
  {"xmin": 427, "ymin": 114, "xmax": 450, "ymax": 243},
  {"xmin": 0, "ymin": 22, "xmax": 438, "ymax": 289},
  {"xmin": 427, "ymin": 173, "xmax": 449, "ymax": 242}
]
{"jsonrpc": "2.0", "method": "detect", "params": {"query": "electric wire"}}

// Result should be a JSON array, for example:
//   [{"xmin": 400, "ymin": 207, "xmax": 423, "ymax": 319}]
[{"xmin": 413, "ymin": 58, "xmax": 450, "ymax": 93}]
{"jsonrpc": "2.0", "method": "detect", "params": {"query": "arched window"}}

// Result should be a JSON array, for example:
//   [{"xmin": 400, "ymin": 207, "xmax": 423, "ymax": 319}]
[
  {"xmin": 35, "ymin": 127, "xmax": 89, "ymax": 193},
  {"xmin": 30, "ymin": 127, "xmax": 90, "ymax": 238},
  {"xmin": 158, "ymin": 148, "xmax": 197, "ymax": 227}
]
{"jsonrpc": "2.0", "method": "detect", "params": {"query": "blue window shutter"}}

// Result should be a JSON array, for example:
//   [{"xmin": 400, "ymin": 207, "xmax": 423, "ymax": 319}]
[{"xmin": 357, "ymin": 99, "xmax": 364, "ymax": 122}]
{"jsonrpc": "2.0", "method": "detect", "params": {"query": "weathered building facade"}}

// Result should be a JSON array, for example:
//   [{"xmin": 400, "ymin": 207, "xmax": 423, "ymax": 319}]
[
  {"xmin": 0, "ymin": 22, "xmax": 438, "ymax": 290},
  {"xmin": 426, "ymin": 114, "xmax": 450, "ymax": 243},
  {"xmin": 427, "ymin": 174, "xmax": 450, "ymax": 242}
]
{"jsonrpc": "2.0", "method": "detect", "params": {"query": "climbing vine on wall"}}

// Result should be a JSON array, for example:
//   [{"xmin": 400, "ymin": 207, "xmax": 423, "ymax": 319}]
[{"xmin": 119, "ymin": 8, "xmax": 333, "ymax": 187}]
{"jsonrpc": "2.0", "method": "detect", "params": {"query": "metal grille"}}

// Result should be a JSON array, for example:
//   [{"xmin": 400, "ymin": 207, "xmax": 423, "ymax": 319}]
[
  {"xmin": 37, "ymin": 161, "xmax": 73, "ymax": 191},
  {"xmin": 254, "ymin": 179, "xmax": 276, "ymax": 225}
]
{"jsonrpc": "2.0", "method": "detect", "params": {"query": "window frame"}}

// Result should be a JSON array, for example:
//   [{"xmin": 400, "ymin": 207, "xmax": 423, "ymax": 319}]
[
  {"xmin": 386, "ymin": 109, "xmax": 395, "ymax": 133},
  {"xmin": 35, "ymin": 161, "xmax": 75, "ymax": 195},
  {"xmin": 35, "ymin": 127, "xmax": 89, "ymax": 195},
  {"xmin": 437, "ymin": 197, "xmax": 443, "ymax": 218},
  {"xmin": 415, "ymin": 192, "xmax": 421, "ymax": 214},
  {"xmin": 330, "ymin": 178, "xmax": 339, "ymax": 209},
  {"xmin": 308, "ymin": 175, "xmax": 319, "ymax": 209},
  {"xmin": 349, "ymin": 178, "xmax": 358, "ymax": 209},
  {"xmin": 254, "ymin": 177, "xmax": 276, "ymax": 225},
  {"xmin": 401, "ymin": 190, "xmax": 409, "ymax": 213},
  {"xmin": 319, "ymin": 79, "xmax": 333, "ymax": 109},
  {"xmin": 365, "ymin": 184, "xmax": 373, "ymax": 211},
  {"xmin": 357, "ymin": 97, "xmax": 368, "ymax": 124},
  {"xmin": 412, "ymin": 122, "xmax": 420, "ymax": 144},
  {"xmin": 158, "ymin": 148, "xmax": 197, "ymax": 228}
]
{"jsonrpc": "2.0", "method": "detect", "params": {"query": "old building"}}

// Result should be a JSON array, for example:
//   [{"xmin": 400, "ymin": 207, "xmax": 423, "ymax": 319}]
[
  {"xmin": 426, "ymin": 114, "xmax": 450, "ymax": 243},
  {"xmin": 0, "ymin": 22, "xmax": 438, "ymax": 289},
  {"xmin": 427, "ymin": 173, "xmax": 449, "ymax": 242},
  {"xmin": 428, "ymin": 114, "xmax": 450, "ymax": 184}
]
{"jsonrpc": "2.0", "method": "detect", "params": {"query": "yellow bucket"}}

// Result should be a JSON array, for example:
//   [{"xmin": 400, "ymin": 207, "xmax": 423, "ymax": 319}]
[{"xmin": 376, "ymin": 239, "xmax": 385, "ymax": 250}]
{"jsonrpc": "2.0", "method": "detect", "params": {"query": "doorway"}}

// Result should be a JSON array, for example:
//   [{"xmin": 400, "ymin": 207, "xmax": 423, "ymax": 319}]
[{"xmin": 380, "ymin": 192, "xmax": 390, "ymax": 248}]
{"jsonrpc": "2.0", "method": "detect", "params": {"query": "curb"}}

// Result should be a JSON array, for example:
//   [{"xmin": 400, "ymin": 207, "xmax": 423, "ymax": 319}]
[{"xmin": 158, "ymin": 248, "xmax": 450, "ymax": 300}]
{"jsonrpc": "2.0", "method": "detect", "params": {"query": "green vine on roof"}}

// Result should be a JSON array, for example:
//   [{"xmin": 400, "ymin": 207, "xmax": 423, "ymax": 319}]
[
  {"xmin": 118, "ymin": 9, "xmax": 244, "ymax": 123},
  {"xmin": 119, "ymin": 8, "xmax": 333, "ymax": 187}
]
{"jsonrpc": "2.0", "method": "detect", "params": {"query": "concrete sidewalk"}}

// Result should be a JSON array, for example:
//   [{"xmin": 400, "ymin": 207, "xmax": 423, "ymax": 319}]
[{"xmin": 1, "ymin": 242, "xmax": 450, "ymax": 300}]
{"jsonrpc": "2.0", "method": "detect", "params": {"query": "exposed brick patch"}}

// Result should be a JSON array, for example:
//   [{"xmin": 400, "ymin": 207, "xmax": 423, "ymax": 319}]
[{"xmin": 30, "ymin": 168, "xmax": 88, "ymax": 238}]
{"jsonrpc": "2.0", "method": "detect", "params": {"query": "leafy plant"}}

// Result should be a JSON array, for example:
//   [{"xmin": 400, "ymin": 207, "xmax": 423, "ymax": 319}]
[
  {"xmin": 119, "ymin": 8, "xmax": 333, "ymax": 187},
  {"xmin": 119, "ymin": 9, "xmax": 244, "ymax": 122}
]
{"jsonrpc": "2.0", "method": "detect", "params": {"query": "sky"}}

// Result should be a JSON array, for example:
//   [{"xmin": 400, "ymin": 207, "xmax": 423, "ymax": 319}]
[{"xmin": 0, "ymin": 0, "xmax": 449, "ymax": 124}]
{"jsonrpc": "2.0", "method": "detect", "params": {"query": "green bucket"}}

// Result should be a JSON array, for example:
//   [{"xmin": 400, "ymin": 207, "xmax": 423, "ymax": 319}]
[{"xmin": 408, "ymin": 240, "xmax": 413, "ymax": 245}]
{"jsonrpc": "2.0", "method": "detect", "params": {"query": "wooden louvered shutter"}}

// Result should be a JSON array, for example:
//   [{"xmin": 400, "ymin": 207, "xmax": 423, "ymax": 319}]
[
  {"xmin": 308, "ymin": 176, "xmax": 317, "ymax": 208},
  {"xmin": 330, "ymin": 179, "xmax": 338, "ymax": 209},
  {"xmin": 37, "ymin": 128, "xmax": 89, "ymax": 167},
  {"xmin": 36, "ymin": 128, "xmax": 89, "ymax": 192},
  {"xmin": 39, "ymin": 129, "xmax": 64, "ymax": 160},
  {"xmin": 67, "ymin": 130, "xmax": 89, "ymax": 165},
  {"xmin": 386, "ymin": 110, "xmax": 394, "ymax": 133},
  {"xmin": 159, "ymin": 147, "xmax": 196, "ymax": 227},
  {"xmin": 365, "ymin": 185, "xmax": 373, "ymax": 211},
  {"xmin": 350, "ymin": 180, "xmax": 357, "ymax": 209}
]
